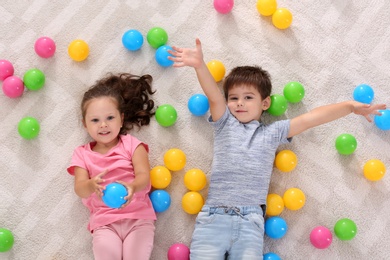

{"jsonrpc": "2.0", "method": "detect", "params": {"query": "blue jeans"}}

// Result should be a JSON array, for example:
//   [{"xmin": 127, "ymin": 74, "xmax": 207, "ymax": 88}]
[{"xmin": 190, "ymin": 205, "xmax": 265, "ymax": 260}]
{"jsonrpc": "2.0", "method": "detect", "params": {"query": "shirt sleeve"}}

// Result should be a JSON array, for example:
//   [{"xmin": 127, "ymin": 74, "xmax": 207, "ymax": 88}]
[{"xmin": 67, "ymin": 146, "xmax": 87, "ymax": 175}]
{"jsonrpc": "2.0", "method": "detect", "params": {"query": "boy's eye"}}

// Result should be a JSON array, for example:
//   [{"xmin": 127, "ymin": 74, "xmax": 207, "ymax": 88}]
[{"xmin": 229, "ymin": 97, "xmax": 238, "ymax": 101}]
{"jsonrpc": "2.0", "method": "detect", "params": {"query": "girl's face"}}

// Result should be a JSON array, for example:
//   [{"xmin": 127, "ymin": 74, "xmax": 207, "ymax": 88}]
[
  {"xmin": 227, "ymin": 84, "xmax": 270, "ymax": 123},
  {"xmin": 83, "ymin": 97, "xmax": 123, "ymax": 151}
]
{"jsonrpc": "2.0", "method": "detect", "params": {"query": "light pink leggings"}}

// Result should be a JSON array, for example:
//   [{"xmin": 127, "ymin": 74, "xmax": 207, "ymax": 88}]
[{"xmin": 92, "ymin": 218, "xmax": 155, "ymax": 260}]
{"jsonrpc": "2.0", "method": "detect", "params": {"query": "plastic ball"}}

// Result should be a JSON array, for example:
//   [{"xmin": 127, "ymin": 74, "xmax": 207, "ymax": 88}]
[
  {"xmin": 150, "ymin": 190, "xmax": 171, "ymax": 213},
  {"xmin": 363, "ymin": 159, "xmax": 386, "ymax": 181},
  {"xmin": 102, "ymin": 182, "xmax": 128, "ymax": 208},
  {"xmin": 256, "ymin": 0, "xmax": 277, "ymax": 16},
  {"xmin": 272, "ymin": 8, "xmax": 293, "ymax": 29},
  {"xmin": 335, "ymin": 133, "xmax": 357, "ymax": 155},
  {"xmin": 0, "ymin": 228, "xmax": 14, "ymax": 252},
  {"xmin": 213, "ymin": 0, "xmax": 234, "ymax": 14},
  {"xmin": 150, "ymin": 165, "xmax": 172, "ymax": 189},
  {"xmin": 275, "ymin": 150, "xmax": 298, "ymax": 172},
  {"xmin": 182, "ymin": 191, "xmax": 204, "ymax": 214},
  {"xmin": 34, "ymin": 36, "xmax": 56, "ymax": 58},
  {"xmin": 334, "ymin": 218, "xmax": 357, "ymax": 241},
  {"xmin": 147, "ymin": 27, "xmax": 168, "ymax": 49},
  {"xmin": 283, "ymin": 188, "xmax": 305, "ymax": 210},
  {"xmin": 188, "ymin": 94, "xmax": 210, "ymax": 116},
  {"xmin": 310, "ymin": 226, "xmax": 332, "ymax": 249},
  {"xmin": 0, "ymin": 59, "xmax": 14, "ymax": 80},
  {"xmin": 283, "ymin": 81, "xmax": 305, "ymax": 103},
  {"xmin": 267, "ymin": 94, "xmax": 288, "ymax": 116},
  {"xmin": 155, "ymin": 104, "xmax": 177, "ymax": 127},
  {"xmin": 68, "ymin": 39, "xmax": 89, "ymax": 61},
  {"xmin": 184, "ymin": 168, "xmax": 207, "ymax": 191},
  {"xmin": 265, "ymin": 216, "xmax": 288, "ymax": 239},
  {"xmin": 155, "ymin": 45, "xmax": 174, "ymax": 67},
  {"xmin": 2, "ymin": 75, "xmax": 24, "ymax": 98},
  {"xmin": 353, "ymin": 84, "xmax": 374, "ymax": 104},
  {"xmin": 167, "ymin": 243, "xmax": 190, "ymax": 260},
  {"xmin": 266, "ymin": 194, "xmax": 284, "ymax": 216},
  {"xmin": 374, "ymin": 109, "xmax": 390, "ymax": 130},
  {"xmin": 206, "ymin": 60, "xmax": 225, "ymax": 82},
  {"xmin": 18, "ymin": 116, "xmax": 40, "ymax": 139},
  {"xmin": 122, "ymin": 29, "xmax": 144, "ymax": 51},
  {"xmin": 263, "ymin": 252, "xmax": 281, "ymax": 260},
  {"xmin": 164, "ymin": 148, "xmax": 186, "ymax": 171},
  {"xmin": 23, "ymin": 68, "xmax": 45, "ymax": 91}
]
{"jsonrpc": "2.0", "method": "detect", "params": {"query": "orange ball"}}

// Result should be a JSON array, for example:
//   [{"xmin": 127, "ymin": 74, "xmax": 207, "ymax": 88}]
[
  {"xmin": 184, "ymin": 169, "xmax": 207, "ymax": 191},
  {"xmin": 206, "ymin": 60, "xmax": 225, "ymax": 82},
  {"xmin": 363, "ymin": 159, "xmax": 386, "ymax": 181},
  {"xmin": 256, "ymin": 0, "xmax": 278, "ymax": 16},
  {"xmin": 150, "ymin": 166, "xmax": 171, "ymax": 189},
  {"xmin": 275, "ymin": 150, "xmax": 298, "ymax": 172},
  {"xmin": 68, "ymin": 39, "xmax": 89, "ymax": 61},
  {"xmin": 163, "ymin": 148, "xmax": 186, "ymax": 171},
  {"xmin": 182, "ymin": 191, "xmax": 204, "ymax": 214},
  {"xmin": 266, "ymin": 193, "xmax": 284, "ymax": 216},
  {"xmin": 272, "ymin": 8, "xmax": 293, "ymax": 29},
  {"xmin": 283, "ymin": 188, "xmax": 305, "ymax": 210}
]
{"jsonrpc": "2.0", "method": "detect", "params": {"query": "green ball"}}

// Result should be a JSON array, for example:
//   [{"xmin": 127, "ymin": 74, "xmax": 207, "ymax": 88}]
[
  {"xmin": 147, "ymin": 27, "xmax": 168, "ymax": 49},
  {"xmin": 335, "ymin": 133, "xmax": 357, "ymax": 155},
  {"xmin": 283, "ymin": 81, "xmax": 305, "ymax": 103},
  {"xmin": 0, "ymin": 228, "xmax": 14, "ymax": 252},
  {"xmin": 23, "ymin": 68, "xmax": 45, "ymax": 91},
  {"xmin": 334, "ymin": 218, "xmax": 357, "ymax": 241},
  {"xmin": 267, "ymin": 94, "xmax": 288, "ymax": 116},
  {"xmin": 18, "ymin": 116, "xmax": 40, "ymax": 139},
  {"xmin": 155, "ymin": 104, "xmax": 177, "ymax": 127}
]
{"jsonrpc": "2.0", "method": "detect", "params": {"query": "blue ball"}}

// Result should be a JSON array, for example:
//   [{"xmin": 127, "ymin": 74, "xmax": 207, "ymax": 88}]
[
  {"xmin": 155, "ymin": 45, "xmax": 174, "ymax": 67},
  {"xmin": 374, "ymin": 109, "xmax": 390, "ymax": 130},
  {"xmin": 265, "ymin": 216, "xmax": 288, "ymax": 239},
  {"xmin": 150, "ymin": 189, "xmax": 171, "ymax": 213},
  {"xmin": 263, "ymin": 252, "xmax": 281, "ymax": 260},
  {"xmin": 102, "ymin": 183, "xmax": 128, "ymax": 208},
  {"xmin": 353, "ymin": 84, "xmax": 374, "ymax": 104},
  {"xmin": 188, "ymin": 94, "xmax": 210, "ymax": 116},
  {"xmin": 122, "ymin": 29, "xmax": 144, "ymax": 51}
]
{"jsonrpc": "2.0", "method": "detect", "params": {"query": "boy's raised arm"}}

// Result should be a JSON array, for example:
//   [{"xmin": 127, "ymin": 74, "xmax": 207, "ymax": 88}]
[{"xmin": 169, "ymin": 39, "xmax": 226, "ymax": 121}]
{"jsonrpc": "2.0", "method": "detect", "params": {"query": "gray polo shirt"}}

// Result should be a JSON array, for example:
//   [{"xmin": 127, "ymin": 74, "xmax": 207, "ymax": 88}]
[{"xmin": 206, "ymin": 108, "xmax": 291, "ymax": 206}]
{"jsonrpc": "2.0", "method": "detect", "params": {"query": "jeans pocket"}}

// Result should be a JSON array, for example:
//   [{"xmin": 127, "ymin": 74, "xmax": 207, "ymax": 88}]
[{"xmin": 248, "ymin": 213, "xmax": 264, "ymax": 233}]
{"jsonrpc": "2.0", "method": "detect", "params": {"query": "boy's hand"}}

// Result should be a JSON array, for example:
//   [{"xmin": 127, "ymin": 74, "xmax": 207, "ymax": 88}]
[
  {"xmin": 353, "ymin": 102, "xmax": 386, "ymax": 122},
  {"xmin": 168, "ymin": 38, "xmax": 204, "ymax": 69}
]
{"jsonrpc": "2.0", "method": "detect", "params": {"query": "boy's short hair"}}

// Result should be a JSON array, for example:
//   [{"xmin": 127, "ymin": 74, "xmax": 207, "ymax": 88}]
[{"xmin": 222, "ymin": 66, "xmax": 272, "ymax": 100}]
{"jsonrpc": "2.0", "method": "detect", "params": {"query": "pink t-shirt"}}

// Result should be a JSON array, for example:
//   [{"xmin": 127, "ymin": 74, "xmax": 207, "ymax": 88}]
[{"xmin": 67, "ymin": 134, "xmax": 156, "ymax": 232}]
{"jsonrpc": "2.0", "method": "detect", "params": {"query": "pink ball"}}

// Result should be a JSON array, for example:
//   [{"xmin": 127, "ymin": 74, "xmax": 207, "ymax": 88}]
[
  {"xmin": 0, "ymin": 59, "xmax": 14, "ymax": 81},
  {"xmin": 167, "ymin": 243, "xmax": 190, "ymax": 260},
  {"xmin": 2, "ymin": 75, "xmax": 25, "ymax": 98},
  {"xmin": 213, "ymin": 0, "xmax": 234, "ymax": 14},
  {"xmin": 34, "ymin": 36, "xmax": 56, "ymax": 58},
  {"xmin": 310, "ymin": 226, "xmax": 332, "ymax": 249}
]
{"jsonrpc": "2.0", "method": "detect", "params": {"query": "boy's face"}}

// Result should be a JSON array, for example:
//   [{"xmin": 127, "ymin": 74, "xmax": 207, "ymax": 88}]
[{"xmin": 227, "ymin": 84, "xmax": 270, "ymax": 123}]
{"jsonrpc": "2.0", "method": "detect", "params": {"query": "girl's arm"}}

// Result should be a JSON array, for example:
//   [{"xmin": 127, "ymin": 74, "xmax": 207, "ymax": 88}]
[
  {"xmin": 288, "ymin": 101, "xmax": 386, "ymax": 138},
  {"xmin": 74, "ymin": 167, "xmax": 107, "ymax": 198},
  {"xmin": 169, "ymin": 38, "xmax": 226, "ymax": 121},
  {"xmin": 117, "ymin": 144, "xmax": 150, "ymax": 206}
]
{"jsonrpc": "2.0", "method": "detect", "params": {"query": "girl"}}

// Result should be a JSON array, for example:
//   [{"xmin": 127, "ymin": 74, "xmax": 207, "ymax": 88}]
[{"xmin": 67, "ymin": 73, "xmax": 156, "ymax": 260}]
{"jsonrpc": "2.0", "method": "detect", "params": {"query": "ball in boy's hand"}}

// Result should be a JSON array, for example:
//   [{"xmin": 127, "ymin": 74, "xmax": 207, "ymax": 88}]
[
  {"xmin": 374, "ymin": 109, "xmax": 390, "ymax": 131},
  {"xmin": 102, "ymin": 182, "xmax": 128, "ymax": 208},
  {"xmin": 150, "ymin": 189, "xmax": 171, "ymax": 213},
  {"xmin": 155, "ymin": 45, "xmax": 174, "ymax": 67},
  {"xmin": 267, "ymin": 94, "xmax": 288, "ymax": 116},
  {"xmin": 167, "ymin": 243, "xmax": 190, "ymax": 260}
]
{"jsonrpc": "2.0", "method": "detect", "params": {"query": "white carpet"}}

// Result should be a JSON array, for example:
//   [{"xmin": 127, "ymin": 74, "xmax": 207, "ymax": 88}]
[{"xmin": 1, "ymin": 1, "xmax": 390, "ymax": 259}]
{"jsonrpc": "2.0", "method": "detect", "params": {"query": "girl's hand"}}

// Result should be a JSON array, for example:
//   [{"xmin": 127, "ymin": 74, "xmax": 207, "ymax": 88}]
[
  {"xmin": 116, "ymin": 180, "xmax": 135, "ymax": 208},
  {"xmin": 91, "ymin": 169, "xmax": 108, "ymax": 197},
  {"xmin": 168, "ymin": 38, "xmax": 204, "ymax": 69},
  {"xmin": 353, "ymin": 102, "xmax": 386, "ymax": 122}
]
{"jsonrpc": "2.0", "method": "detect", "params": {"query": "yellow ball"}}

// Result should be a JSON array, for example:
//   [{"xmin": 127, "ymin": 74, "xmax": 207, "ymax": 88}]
[
  {"xmin": 283, "ymin": 188, "xmax": 305, "ymax": 210},
  {"xmin": 275, "ymin": 150, "xmax": 298, "ymax": 172},
  {"xmin": 272, "ymin": 8, "xmax": 293, "ymax": 30},
  {"xmin": 266, "ymin": 193, "xmax": 284, "ymax": 216},
  {"xmin": 68, "ymin": 39, "xmax": 89, "ymax": 61},
  {"xmin": 363, "ymin": 159, "xmax": 386, "ymax": 181},
  {"xmin": 206, "ymin": 60, "xmax": 225, "ymax": 82},
  {"xmin": 182, "ymin": 191, "xmax": 204, "ymax": 214},
  {"xmin": 150, "ymin": 166, "xmax": 172, "ymax": 189},
  {"xmin": 184, "ymin": 168, "xmax": 207, "ymax": 191},
  {"xmin": 163, "ymin": 148, "xmax": 186, "ymax": 171},
  {"xmin": 256, "ymin": 0, "xmax": 278, "ymax": 16}
]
